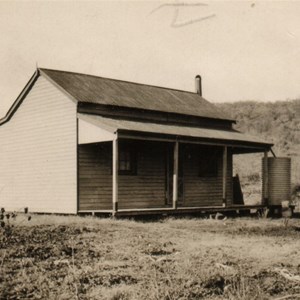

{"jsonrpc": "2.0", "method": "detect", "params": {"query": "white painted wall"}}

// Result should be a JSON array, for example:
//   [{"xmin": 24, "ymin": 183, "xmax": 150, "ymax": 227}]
[
  {"xmin": 78, "ymin": 117, "xmax": 114, "ymax": 144},
  {"xmin": 0, "ymin": 76, "xmax": 77, "ymax": 213}
]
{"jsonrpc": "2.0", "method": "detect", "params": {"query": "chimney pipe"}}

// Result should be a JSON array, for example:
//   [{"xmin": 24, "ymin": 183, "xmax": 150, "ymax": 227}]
[{"xmin": 195, "ymin": 75, "xmax": 202, "ymax": 96}]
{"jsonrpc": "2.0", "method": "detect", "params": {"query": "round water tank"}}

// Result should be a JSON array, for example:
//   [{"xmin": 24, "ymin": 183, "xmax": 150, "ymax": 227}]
[{"xmin": 262, "ymin": 157, "xmax": 291, "ymax": 206}]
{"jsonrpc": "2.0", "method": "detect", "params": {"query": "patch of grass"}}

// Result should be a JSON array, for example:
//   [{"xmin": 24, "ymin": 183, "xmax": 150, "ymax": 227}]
[{"xmin": 1, "ymin": 215, "xmax": 300, "ymax": 299}]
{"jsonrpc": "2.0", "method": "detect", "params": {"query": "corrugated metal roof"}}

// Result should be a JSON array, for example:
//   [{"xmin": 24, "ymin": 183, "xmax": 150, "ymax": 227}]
[
  {"xmin": 78, "ymin": 113, "xmax": 272, "ymax": 148},
  {"xmin": 40, "ymin": 68, "xmax": 233, "ymax": 121}
]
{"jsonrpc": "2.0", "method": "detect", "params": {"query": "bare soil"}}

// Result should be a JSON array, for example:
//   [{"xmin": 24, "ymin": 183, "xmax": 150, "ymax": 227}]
[{"xmin": 1, "ymin": 215, "xmax": 300, "ymax": 299}]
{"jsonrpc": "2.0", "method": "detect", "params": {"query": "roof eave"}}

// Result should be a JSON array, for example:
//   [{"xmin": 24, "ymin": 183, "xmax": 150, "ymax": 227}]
[
  {"xmin": 78, "ymin": 101, "xmax": 236, "ymax": 125},
  {"xmin": 0, "ymin": 69, "xmax": 40, "ymax": 126},
  {"xmin": 117, "ymin": 128, "xmax": 273, "ymax": 150}
]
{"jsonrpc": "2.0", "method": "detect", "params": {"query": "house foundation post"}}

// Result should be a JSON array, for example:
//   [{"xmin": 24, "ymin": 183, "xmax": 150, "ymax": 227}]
[
  {"xmin": 222, "ymin": 146, "xmax": 227, "ymax": 207},
  {"xmin": 173, "ymin": 141, "xmax": 179, "ymax": 209},
  {"xmin": 112, "ymin": 137, "xmax": 118, "ymax": 216}
]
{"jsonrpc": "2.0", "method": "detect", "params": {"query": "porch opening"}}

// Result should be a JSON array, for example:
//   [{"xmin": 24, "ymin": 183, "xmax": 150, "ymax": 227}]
[{"xmin": 232, "ymin": 152, "xmax": 263, "ymax": 206}]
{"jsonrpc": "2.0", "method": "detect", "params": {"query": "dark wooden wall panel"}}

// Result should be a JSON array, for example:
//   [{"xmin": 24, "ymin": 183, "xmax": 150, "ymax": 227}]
[
  {"xmin": 79, "ymin": 142, "xmax": 112, "ymax": 210},
  {"xmin": 226, "ymin": 149, "xmax": 233, "ymax": 206},
  {"xmin": 118, "ymin": 141, "xmax": 166, "ymax": 209},
  {"xmin": 181, "ymin": 144, "xmax": 233, "ymax": 207},
  {"xmin": 78, "ymin": 141, "xmax": 233, "ymax": 211}
]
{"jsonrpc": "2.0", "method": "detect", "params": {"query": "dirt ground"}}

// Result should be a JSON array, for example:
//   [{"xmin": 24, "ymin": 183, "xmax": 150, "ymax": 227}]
[{"xmin": 1, "ymin": 214, "xmax": 300, "ymax": 300}]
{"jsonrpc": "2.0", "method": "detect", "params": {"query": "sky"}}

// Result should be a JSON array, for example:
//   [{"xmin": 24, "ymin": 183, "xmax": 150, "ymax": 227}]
[{"xmin": 0, "ymin": 0, "xmax": 300, "ymax": 117}]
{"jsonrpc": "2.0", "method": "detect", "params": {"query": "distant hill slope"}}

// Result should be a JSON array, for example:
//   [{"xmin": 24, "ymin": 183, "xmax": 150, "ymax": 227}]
[
  {"xmin": 217, "ymin": 100, "xmax": 300, "ymax": 193},
  {"xmin": 217, "ymin": 100, "xmax": 300, "ymax": 155}
]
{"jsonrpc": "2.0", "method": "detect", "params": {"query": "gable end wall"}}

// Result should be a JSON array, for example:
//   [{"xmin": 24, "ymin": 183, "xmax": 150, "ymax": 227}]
[{"xmin": 0, "ymin": 76, "xmax": 77, "ymax": 213}]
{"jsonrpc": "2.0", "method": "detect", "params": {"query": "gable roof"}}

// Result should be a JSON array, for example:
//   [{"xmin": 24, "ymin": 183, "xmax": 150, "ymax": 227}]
[
  {"xmin": 40, "ymin": 68, "xmax": 234, "ymax": 122},
  {"xmin": 0, "ymin": 70, "xmax": 40, "ymax": 125},
  {"xmin": 0, "ymin": 67, "xmax": 272, "ymax": 150}
]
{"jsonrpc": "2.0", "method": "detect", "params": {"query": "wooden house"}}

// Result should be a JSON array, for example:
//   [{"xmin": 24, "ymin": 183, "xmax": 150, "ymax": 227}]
[{"xmin": 0, "ymin": 69, "xmax": 273, "ymax": 216}]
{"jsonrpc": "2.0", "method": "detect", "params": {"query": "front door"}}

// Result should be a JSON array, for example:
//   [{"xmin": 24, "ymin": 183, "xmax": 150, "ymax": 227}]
[{"xmin": 165, "ymin": 145, "xmax": 184, "ymax": 206}]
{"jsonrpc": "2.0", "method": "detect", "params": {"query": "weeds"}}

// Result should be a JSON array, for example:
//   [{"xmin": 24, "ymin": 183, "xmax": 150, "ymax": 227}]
[
  {"xmin": 224, "ymin": 274, "xmax": 263, "ymax": 300},
  {"xmin": 283, "ymin": 218, "xmax": 289, "ymax": 229},
  {"xmin": 0, "ymin": 207, "xmax": 32, "ymax": 247},
  {"xmin": 1, "ymin": 215, "xmax": 300, "ymax": 299}
]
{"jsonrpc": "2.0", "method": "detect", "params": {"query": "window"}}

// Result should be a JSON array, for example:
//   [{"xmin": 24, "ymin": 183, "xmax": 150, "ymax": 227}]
[
  {"xmin": 199, "ymin": 148, "xmax": 220, "ymax": 177},
  {"xmin": 118, "ymin": 147, "xmax": 137, "ymax": 175}
]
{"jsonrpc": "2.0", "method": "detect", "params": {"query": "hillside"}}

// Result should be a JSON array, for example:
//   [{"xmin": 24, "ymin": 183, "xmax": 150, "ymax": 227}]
[
  {"xmin": 217, "ymin": 100, "xmax": 300, "ymax": 202},
  {"xmin": 218, "ymin": 100, "xmax": 300, "ymax": 155}
]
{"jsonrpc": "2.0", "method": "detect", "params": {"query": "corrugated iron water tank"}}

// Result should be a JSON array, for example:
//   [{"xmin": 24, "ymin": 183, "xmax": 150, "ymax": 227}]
[{"xmin": 262, "ymin": 157, "xmax": 291, "ymax": 206}]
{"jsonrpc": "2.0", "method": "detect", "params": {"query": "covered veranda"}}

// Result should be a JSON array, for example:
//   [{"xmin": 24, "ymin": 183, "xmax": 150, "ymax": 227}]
[{"xmin": 77, "ymin": 113, "xmax": 273, "ymax": 217}]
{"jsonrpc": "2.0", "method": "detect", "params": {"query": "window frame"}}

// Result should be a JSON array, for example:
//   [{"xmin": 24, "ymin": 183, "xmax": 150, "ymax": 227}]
[
  {"xmin": 198, "ymin": 148, "xmax": 220, "ymax": 178},
  {"xmin": 118, "ymin": 145, "xmax": 137, "ymax": 176}
]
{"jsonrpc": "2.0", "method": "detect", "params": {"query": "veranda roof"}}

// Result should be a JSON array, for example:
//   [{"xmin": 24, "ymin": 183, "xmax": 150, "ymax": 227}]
[{"xmin": 78, "ymin": 113, "xmax": 273, "ymax": 151}]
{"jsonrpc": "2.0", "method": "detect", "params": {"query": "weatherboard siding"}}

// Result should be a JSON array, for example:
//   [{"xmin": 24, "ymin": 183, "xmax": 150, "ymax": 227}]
[
  {"xmin": 226, "ymin": 150, "xmax": 233, "ymax": 206},
  {"xmin": 0, "ymin": 76, "xmax": 77, "ymax": 213},
  {"xmin": 78, "ymin": 141, "xmax": 233, "ymax": 211},
  {"xmin": 181, "ymin": 145, "xmax": 233, "ymax": 207},
  {"xmin": 118, "ymin": 141, "xmax": 166, "ymax": 209},
  {"xmin": 78, "ymin": 141, "xmax": 166, "ymax": 210},
  {"xmin": 78, "ymin": 143, "xmax": 112, "ymax": 210}
]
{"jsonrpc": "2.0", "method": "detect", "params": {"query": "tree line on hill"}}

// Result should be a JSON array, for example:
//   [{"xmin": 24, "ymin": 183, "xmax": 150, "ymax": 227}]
[
  {"xmin": 217, "ymin": 99, "xmax": 300, "ymax": 155},
  {"xmin": 217, "ymin": 99, "xmax": 300, "ymax": 190}
]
